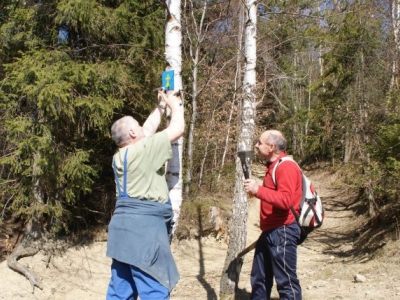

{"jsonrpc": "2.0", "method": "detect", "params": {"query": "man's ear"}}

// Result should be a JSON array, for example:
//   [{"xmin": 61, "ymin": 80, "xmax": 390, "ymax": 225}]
[{"xmin": 129, "ymin": 130, "xmax": 136, "ymax": 139}]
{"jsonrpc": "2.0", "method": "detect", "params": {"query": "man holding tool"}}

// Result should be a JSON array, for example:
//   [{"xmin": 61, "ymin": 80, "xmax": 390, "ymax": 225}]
[
  {"xmin": 106, "ymin": 90, "xmax": 184, "ymax": 300},
  {"xmin": 244, "ymin": 129, "xmax": 303, "ymax": 300}
]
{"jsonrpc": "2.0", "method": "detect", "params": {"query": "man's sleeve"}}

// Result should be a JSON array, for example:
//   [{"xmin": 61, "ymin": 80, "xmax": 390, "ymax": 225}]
[{"xmin": 148, "ymin": 130, "xmax": 172, "ymax": 169}]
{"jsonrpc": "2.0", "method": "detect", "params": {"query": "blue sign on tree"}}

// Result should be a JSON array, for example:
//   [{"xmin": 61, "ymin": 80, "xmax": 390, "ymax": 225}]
[{"xmin": 162, "ymin": 70, "xmax": 174, "ymax": 91}]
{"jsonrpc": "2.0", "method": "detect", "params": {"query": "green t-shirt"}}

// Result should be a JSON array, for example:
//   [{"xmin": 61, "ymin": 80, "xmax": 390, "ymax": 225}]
[{"xmin": 113, "ymin": 130, "xmax": 172, "ymax": 203}]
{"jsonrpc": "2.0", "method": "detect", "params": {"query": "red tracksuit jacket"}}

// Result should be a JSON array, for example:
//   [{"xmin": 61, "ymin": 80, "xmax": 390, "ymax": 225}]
[{"xmin": 255, "ymin": 153, "xmax": 302, "ymax": 232}]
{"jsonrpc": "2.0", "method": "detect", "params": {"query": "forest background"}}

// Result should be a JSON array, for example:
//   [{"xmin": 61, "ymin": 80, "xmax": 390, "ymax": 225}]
[{"xmin": 1, "ymin": 0, "xmax": 400, "ymax": 297}]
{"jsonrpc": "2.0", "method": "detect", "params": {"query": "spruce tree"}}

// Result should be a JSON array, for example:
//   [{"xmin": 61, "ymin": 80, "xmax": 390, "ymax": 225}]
[{"xmin": 0, "ymin": 0, "xmax": 165, "ymax": 248}]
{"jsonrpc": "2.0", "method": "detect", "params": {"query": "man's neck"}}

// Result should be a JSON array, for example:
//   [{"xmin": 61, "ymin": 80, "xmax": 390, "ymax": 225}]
[
  {"xmin": 268, "ymin": 153, "xmax": 280, "ymax": 163},
  {"xmin": 119, "ymin": 139, "xmax": 139, "ymax": 148},
  {"xmin": 268, "ymin": 152, "xmax": 287, "ymax": 163}
]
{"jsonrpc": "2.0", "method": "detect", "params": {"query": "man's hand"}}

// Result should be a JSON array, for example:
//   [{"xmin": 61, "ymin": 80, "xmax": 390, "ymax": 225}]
[
  {"xmin": 159, "ymin": 92, "xmax": 182, "ymax": 109},
  {"xmin": 244, "ymin": 179, "xmax": 259, "ymax": 196},
  {"xmin": 142, "ymin": 90, "xmax": 170, "ymax": 137},
  {"xmin": 157, "ymin": 90, "xmax": 167, "ymax": 109}
]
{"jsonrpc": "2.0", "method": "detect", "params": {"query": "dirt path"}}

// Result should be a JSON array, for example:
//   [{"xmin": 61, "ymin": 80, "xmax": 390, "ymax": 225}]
[{"xmin": 0, "ymin": 169, "xmax": 399, "ymax": 299}]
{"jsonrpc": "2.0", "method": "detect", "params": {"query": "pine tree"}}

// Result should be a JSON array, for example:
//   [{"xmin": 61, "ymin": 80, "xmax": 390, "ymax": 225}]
[{"xmin": 0, "ymin": 0, "xmax": 165, "ymax": 287}]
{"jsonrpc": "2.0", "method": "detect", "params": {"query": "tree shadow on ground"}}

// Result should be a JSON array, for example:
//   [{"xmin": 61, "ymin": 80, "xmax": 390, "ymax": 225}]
[
  {"xmin": 311, "ymin": 188, "xmax": 397, "ymax": 263},
  {"xmin": 196, "ymin": 206, "xmax": 218, "ymax": 300},
  {"xmin": 195, "ymin": 206, "xmax": 257, "ymax": 300},
  {"xmin": 234, "ymin": 288, "xmax": 251, "ymax": 299}
]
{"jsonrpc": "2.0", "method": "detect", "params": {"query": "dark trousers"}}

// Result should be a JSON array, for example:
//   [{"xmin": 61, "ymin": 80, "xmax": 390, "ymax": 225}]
[{"xmin": 250, "ymin": 222, "xmax": 302, "ymax": 300}]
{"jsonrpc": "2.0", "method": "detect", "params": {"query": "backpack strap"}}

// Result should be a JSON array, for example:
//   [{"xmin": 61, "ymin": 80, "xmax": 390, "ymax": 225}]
[
  {"xmin": 271, "ymin": 156, "xmax": 305, "ymax": 217},
  {"xmin": 271, "ymin": 157, "xmax": 293, "ymax": 186},
  {"xmin": 272, "ymin": 157, "xmax": 310, "ymax": 239},
  {"xmin": 113, "ymin": 148, "xmax": 129, "ymax": 198},
  {"xmin": 271, "ymin": 156, "xmax": 302, "ymax": 190}
]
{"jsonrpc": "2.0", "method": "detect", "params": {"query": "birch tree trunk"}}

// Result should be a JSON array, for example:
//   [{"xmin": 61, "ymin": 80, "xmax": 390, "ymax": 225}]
[
  {"xmin": 220, "ymin": 1, "xmax": 257, "ymax": 298},
  {"xmin": 391, "ymin": 0, "xmax": 400, "ymax": 91},
  {"xmin": 319, "ymin": 44, "xmax": 325, "ymax": 92},
  {"xmin": 164, "ymin": 0, "xmax": 184, "ymax": 233},
  {"xmin": 184, "ymin": 0, "xmax": 208, "ymax": 194}
]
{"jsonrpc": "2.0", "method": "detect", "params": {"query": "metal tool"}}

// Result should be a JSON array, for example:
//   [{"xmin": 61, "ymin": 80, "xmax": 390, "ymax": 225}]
[
  {"xmin": 238, "ymin": 150, "xmax": 254, "ymax": 199},
  {"xmin": 237, "ymin": 150, "xmax": 253, "ymax": 180}
]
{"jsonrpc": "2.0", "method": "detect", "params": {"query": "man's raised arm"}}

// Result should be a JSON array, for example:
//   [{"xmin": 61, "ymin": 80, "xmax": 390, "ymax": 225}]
[
  {"xmin": 142, "ymin": 93, "xmax": 168, "ymax": 137},
  {"xmin": 162, "ymin": 93, "xmax": 184, "ymax": 142}
]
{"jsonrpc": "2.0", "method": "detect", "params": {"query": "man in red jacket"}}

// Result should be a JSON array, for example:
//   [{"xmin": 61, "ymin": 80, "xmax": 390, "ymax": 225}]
[{"xmin": 244, "ymin": 129, "xmax": 302, "ymax": 300}]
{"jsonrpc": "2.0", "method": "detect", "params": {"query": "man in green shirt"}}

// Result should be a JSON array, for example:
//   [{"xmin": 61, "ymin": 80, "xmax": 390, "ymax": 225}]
[{"xmin": 106, "ymin": 91, "xmax": 184, "ymax": 300}]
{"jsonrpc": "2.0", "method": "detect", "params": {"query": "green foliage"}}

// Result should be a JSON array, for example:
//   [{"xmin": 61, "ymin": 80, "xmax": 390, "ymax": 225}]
[
  {"xmin": 1, "ymin": 0, "xmax": 399, "ymax": 238},
  {"xmin": 56, "ymin": 0, "xmax": 162, "ymax": 44},
  {"xmin": 254, "ymin": 0, "xmax": 400, "ymax": 220},
  {"xmin": 375, "ymin": 123, "xmax": 400, "ymax": 162},
  {"xmin": 376, "ymin": 158, "xmax": 400, "ymax": 203},
  {"xmin": 0, "ymin": 0, "xmax": 165, "ymax": 235},
  {"xmin": 368, "ymin": 122, "xmax": 400, "ymax": 205},
  {"xmin": 307, "ymin": 1, "xmax": 386, "ymax": 162}
]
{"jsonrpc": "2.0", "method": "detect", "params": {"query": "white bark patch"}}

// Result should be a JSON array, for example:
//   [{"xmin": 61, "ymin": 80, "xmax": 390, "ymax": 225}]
[{"xmin": 243, "ymin": 0, "xmax": 257, "ymax": 86}]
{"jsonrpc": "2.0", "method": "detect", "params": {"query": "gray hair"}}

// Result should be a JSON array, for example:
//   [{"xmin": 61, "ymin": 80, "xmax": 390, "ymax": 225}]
[
  {"xmin": 266, "ymin": 130, "xmax": 287, "ymax": 152},
  {"xmin": 111, "ymin": 116, "xmax": 136, "ymax": 147}
]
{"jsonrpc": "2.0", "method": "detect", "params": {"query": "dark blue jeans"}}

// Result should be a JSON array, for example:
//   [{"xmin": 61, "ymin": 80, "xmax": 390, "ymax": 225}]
[{"xmin": 250, "ymin": 222, "xmax": 302, "ymax": 300}]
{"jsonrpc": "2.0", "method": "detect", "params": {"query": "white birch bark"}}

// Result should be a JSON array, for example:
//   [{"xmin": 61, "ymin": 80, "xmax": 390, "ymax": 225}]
[
  {"xmin": 391, "ymin": 0, "xmax": 400, "ymax": 90},
  {"xmin": 165, "ymin": 0, "xmax": 184, "ymax": 232},
  {"xmin": 220, "ymin": 0, "xmax": 257, "ymax": 297}
]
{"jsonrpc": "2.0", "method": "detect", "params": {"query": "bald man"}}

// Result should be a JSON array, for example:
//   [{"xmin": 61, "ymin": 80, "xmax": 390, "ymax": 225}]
[
  {"xmin": 106, "ymin": 91, "xmax": 184, "ymax": 300},
  {"xmin": 244, "ymin": 130, "xmax": 303, "ymax": 300}
]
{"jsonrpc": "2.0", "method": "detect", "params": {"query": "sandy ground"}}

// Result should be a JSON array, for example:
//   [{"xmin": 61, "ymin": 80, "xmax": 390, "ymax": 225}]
[{"xmin": 1, "ymin": 169, "xmax": 400, "ymax": 299}]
